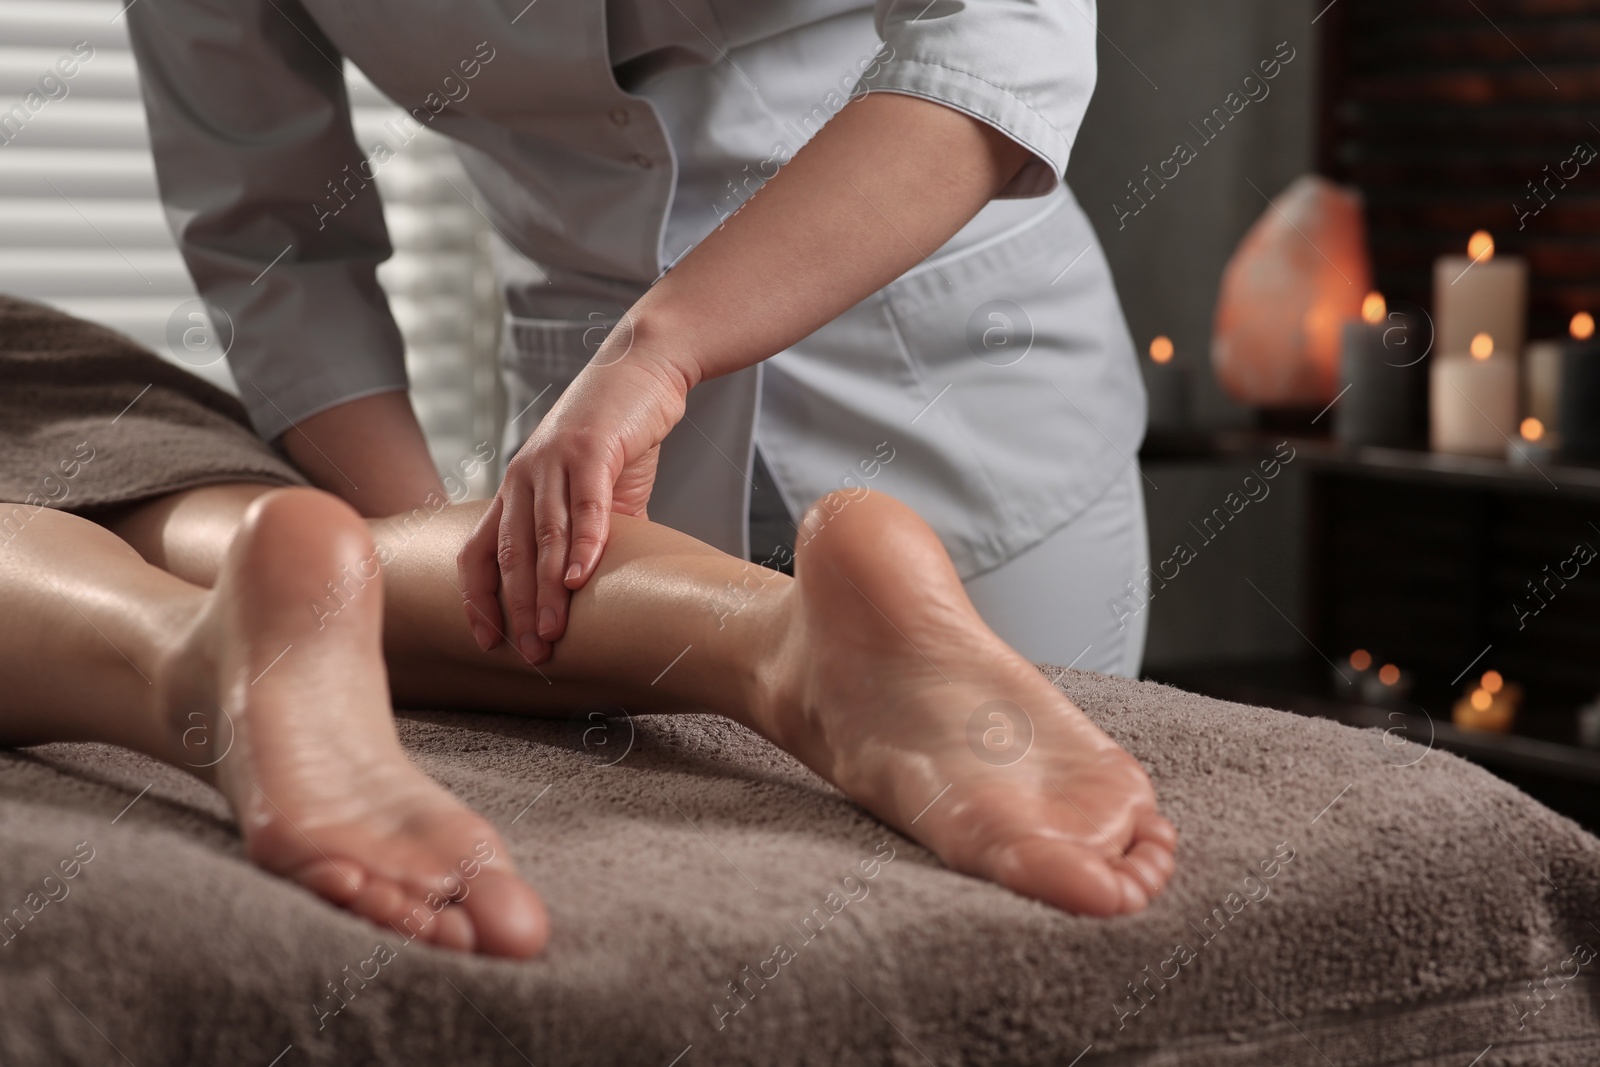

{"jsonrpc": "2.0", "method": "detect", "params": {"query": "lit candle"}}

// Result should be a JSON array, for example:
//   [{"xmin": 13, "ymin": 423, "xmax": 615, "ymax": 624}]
[
  {"xmin": 1524, "ymin": 311, "xmax": 1591, "ymax": 436},
  {"xmin": 1333, "ymin": 647, "xmax": 1374, "ymax": 699},
  {"xmin": 1560, "ymin": 311, "xmax": 1600, "ymax": 461},
  {"xmin": 1336, "ymin": 291, "xmax": 1423, "ymax": 447},
  {"xmin": 1506, "ymin": 416, "xmax": 1556, "ymax": 467},
  {"xmin": 1433, "ymin": 231, "xmax": 1528, "ymax": 361},
  {"xmin": 1143, "ymin": 334, "xmax": 1190, "ymax": 429},
  {"xmin": 1359, "ymin": 660, "xmax": 1410, "ymax": 708},
  {"xmin": 1452, "ymin": 669, "xmax": 1520, "ymax": 733},
  {"xmin": 1431, "ymin": 331, "xmax": 1518, "ymax": 455}
]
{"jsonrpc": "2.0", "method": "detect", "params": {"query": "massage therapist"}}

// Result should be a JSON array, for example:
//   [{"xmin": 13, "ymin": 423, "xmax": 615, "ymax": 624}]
[{"xmin": 128, "ymin": 0, "xmax": 1149, "ymax": 673}]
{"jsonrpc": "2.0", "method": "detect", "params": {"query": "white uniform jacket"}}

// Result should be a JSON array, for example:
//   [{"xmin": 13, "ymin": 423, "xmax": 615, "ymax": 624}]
[{"xmin": 128, "ymin": 0, "xmax": 1144, "ymax": 576}]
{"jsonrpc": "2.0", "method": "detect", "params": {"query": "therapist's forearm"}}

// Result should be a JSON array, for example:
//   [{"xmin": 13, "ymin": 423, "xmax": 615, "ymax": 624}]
[
  {"xmin": 277, "ymin": 391, "xmax": 447, "ymax": 517},
  {"xmin": 626, "ymin": 92, "xmax": 1033, "ymax": 387}
]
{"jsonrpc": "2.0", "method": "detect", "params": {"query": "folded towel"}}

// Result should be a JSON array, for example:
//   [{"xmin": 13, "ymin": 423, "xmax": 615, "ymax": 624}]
[
  {"xmin": 1, "ymin": 668, "xmax": 1596, "ymax": 1065},
  {"xmin": 0, "ymin": 295, "xmax": 304, "ymax": 514}
]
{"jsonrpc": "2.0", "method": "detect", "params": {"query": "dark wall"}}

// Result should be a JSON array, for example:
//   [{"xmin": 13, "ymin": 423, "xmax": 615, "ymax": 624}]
[
  {"xmin": 1320, "ymin": 0, "xmax": 1600, "ymax": 342},
  {"xmin": 1066, "ymin": 0, "xmax": 1321, "ymax": 668}
]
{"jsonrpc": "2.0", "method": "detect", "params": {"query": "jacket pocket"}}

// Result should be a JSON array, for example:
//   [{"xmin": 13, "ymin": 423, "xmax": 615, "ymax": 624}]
[
  {"xmin": 881, "ymin": 190, "xmax": 1145, "ymax": 567},
  {"xmin": 498, "ymin": 311, "xmax": 621, "ymax": 450}
]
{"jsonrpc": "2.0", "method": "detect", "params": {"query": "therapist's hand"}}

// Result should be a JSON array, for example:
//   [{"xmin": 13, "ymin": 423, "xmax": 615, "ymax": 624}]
[
  {"xmin": 459, "ymin": 92, "xmax": 1030, "ymax": 663},
  {"xmin": 457, "ymin": 327, "xmax": 692, "ymax": 662}
]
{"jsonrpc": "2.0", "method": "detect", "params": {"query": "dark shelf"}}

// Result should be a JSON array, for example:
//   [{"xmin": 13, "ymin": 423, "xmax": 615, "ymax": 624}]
[
  {"xmin": 1142, "ymin": 427, "xmax": 1600, "ymax": 501},
  {"xmin": 1139, "ymin": 430, "xmax": 1600, "ymax": 829},
  {"xmin": 1151, "ymin": 658, "xmax": 1600, "ymax": 831},
  {"xmin": 1151, "ymin": 658, "xmax": 1600, "ymax": 780}
]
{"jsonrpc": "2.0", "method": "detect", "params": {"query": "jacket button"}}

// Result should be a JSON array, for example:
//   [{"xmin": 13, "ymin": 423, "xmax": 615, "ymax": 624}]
[
  {"xmin": 632, "ymin": 153, "xmax": 654, "ymax": 169},
  {"xmin": 610, "ymin": 108, "xmax": 631, "ymax": 126}
]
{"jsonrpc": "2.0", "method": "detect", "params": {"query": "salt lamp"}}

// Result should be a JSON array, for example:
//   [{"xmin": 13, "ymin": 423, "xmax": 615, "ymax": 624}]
[{"xmin": 1212, "ymin": 176, "xmax": 1373, "ymax": 407}]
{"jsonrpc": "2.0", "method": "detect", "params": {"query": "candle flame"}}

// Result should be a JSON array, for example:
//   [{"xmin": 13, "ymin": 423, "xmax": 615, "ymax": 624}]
[
  {"xmin": 1148, "ymin": 335, "xmax": 1174, "ymax": 364},
  {"xmin": 1470, "ymin": 332, "xmax": 1494, "ymax": 359},
  {"xmin": 1572, "ymin": 312, "xmax": 1595, "ymax": 341},
  {"xmin": 1520, "ymin": 417, "xmax": 1544, "ymax": 442},
  {"xmin": 1361, "ymin": 292, "xmax": 1385, "ymax": 324},
  {"xmin": 1378, "ymin": 663, "xmax": 1400, "ymax": 685},
  {"xmin": 1467, "ymin": 230, "xmax": 1495, "ymax": 262},
  {"xmin": 1482, "ymin": 669, "xmax": 1504, "ymax": 694},
  {"xmin": 1470, "ymin": 688, "xmax": 1492, "ymax": 711},
  {"xmin": 1349, "ymin": 649, "xmax": 1372, "ymax": 671}
]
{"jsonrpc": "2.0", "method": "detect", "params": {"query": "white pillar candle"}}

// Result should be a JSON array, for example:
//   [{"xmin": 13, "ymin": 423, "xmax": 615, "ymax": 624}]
[
  {"xmin": 1432, "ymin": 332, "xmax": 1518, "ymax": 455},
  {"xmin": 1433, "ymin": 231, "xmax": 1527, "ymax": 361}
]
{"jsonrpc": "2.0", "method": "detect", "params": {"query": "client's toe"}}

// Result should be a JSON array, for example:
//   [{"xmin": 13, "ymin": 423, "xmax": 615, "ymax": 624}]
[
  {"xmin": 462, "ymin": 868, "xmax": 549, "ymax": 958},
  {"xmin": 992, "ymin": 836, "xmax": 1128, "ymax": 917}
]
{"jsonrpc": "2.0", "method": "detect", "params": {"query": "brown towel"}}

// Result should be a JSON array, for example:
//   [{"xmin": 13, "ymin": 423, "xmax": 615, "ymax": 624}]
[
  {"xmin": 0, "ymin": 295, "xmax": 305, "ymax": 514},
  {"xmin": 1, "ymin": 668, "xmax": 1596, "ymax": 1065}
]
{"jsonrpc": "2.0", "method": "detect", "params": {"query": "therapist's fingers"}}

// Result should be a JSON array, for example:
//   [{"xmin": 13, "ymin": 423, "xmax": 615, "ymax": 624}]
[
  {"xmin": 458, "ymin": 495, "xmax": 508, "ymax": 652},
  {"xmin": 531, "ymin": 462, "xmax": 577, "ymax": 645},
  {"xmin": 498, "ymin": 474, "xmax": 551, "ymax": 664},
  {"xmin": 564, "ymin": 463, "xmax": 615, "ymax": 592}
]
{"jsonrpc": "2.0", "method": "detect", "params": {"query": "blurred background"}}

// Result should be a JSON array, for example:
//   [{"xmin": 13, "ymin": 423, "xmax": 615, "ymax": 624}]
[
  {"xmin": 3, "ymin": 2, "xmax": 1597, "ymax": 823},
  {"xmin": 1069, "ymin": 0, "xmax": 1600, "ymax": 828}
]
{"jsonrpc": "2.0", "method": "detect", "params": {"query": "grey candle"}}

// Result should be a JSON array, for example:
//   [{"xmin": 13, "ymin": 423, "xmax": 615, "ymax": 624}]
[
  {"xmin": 1144, "ymin": 335, "xmax": 1190, "ymax": 429},
  {"xmin": 1560, "ymin": 312, "xmax": 1600, "ymax": 461},
  {"xmin": 1335, "ymin": 296, "xmax": 1423, "ymax": 448}
]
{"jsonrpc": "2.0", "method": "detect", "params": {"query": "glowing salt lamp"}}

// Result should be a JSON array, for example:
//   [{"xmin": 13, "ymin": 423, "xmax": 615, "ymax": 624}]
[{"xmin": 1212, "ymin": 175, "xmax": 1373, "ymax": 407}]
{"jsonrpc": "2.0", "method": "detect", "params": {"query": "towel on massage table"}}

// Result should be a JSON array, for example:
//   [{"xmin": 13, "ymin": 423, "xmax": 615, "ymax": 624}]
[{"xmin": 1, "ymin": 668, "xmax": 1596, "ymax": 1066}]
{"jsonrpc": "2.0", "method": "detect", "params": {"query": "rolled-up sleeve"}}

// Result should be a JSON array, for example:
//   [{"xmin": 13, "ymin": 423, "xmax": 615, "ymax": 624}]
[
  {"xmin": 858, "ymin": 0, "xmax": 1098, "ymax": 198},
  {"xmin": 127, "ymin": 0, "xmax": 407, "ymax": 441}
]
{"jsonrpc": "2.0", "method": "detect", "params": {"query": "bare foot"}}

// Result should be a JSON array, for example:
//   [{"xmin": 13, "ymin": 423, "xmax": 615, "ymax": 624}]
[
  {"xmin": 157, "ymin": 489, "xmax": 547, "ymax": 956},
  {"xmin": 766, "ymin": 490, "xmax": 1176, "ymax": 915}
]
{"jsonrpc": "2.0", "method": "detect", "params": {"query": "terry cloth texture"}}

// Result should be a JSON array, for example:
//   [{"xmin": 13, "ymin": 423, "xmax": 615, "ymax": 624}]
[
  {"xmin": 1, "ymin": 669, "xmax": 1597, "ymax": 1066},
  {"xmin": 0, "ymin": 295, "xmax": 305, "ymax": 513}
]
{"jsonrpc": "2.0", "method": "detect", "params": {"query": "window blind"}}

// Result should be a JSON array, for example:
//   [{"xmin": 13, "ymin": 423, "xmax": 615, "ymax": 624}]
[{"xmin": 0, "ymin": 0, "xmax": 502, "ymax": 495}]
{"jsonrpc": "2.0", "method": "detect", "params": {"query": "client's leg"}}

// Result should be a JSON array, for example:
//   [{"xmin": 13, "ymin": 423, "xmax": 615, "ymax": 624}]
[
  {"xmin": 114, "ymin": 485, "xmax": 1177, "ymax": 916},
  {"xmin": 0, "ymin": 491, "xmax": 547, "ymax": 956}
]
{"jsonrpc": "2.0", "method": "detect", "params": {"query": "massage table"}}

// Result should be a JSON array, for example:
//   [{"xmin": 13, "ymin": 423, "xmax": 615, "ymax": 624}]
[{"xmin": 2, "ymin": 668, "xmax": 1596, "ymax": 1065}]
